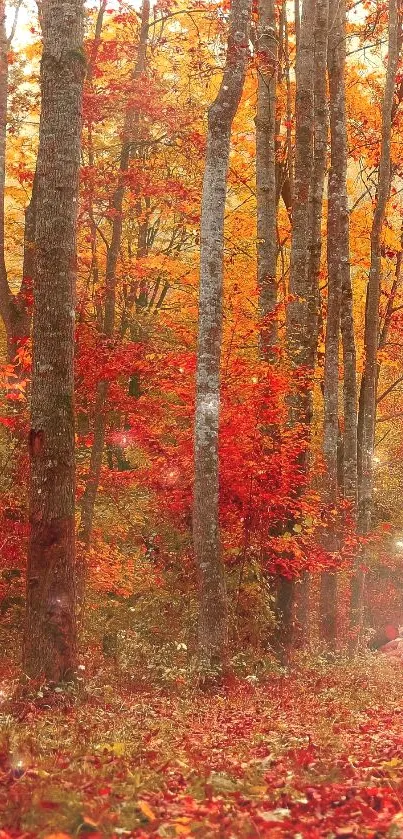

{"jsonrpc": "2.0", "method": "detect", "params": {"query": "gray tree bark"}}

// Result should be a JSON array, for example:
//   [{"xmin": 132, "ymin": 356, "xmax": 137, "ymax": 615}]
[
  {"xmin": 308, "ymin": 0, "xmax": 328, "ymax": 356},
  {"xmin": 306, "ymin": 0, "xmax": 329, "ymax": 644},
  {"xmin": 286, "ymin": 0, "xmax": 315, "ymax": 415},
  {"xmin": 354, "ymin": 0, "xmax": 400, "ymax": 640},
  {"xmin": 24, "ymin": 0, "xmax": 85, "ymax": 681},
  {"xmin": 279, "ymin": 0, "xmax": 316, "ymax": 655},
  {"xmin": 256, "ymin": 0, "xmax": 277, "ymax": 357},
  {"xmin": 194, "ymin": 0, "xmax": 250, "ymax": 674},
  {"xmin": 320, "ymin": 0, "xmax": 350, "ymax": 647},
  {"xmin": 326, "ymin": 0, "xmax": 357, "ymax": 644}
]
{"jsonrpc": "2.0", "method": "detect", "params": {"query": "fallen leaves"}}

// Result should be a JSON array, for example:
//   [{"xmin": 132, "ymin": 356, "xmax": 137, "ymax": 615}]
[
  {"xmin": 137, "ymin": 800, "xmax": 156, "ymax": 821},
  {"xmin": 2, "ymin": 657, "xmax": 403, "ymax": 837}
]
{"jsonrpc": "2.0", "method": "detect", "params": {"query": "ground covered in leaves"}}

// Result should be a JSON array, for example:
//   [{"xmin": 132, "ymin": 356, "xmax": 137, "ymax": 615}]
[{"xmin": 2, "ymin": 655, "xmax": 403, "ymax": 838}]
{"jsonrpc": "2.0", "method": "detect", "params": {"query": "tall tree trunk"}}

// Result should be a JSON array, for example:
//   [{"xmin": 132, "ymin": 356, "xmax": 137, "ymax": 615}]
[
  {"xmin": 194, "ymin": 0, "xmax": 250, "ymax": 673},
  {"xmin": 320, "ymin": 0, "xmax": 352, "ymax": 647},
  {"xmin": 78, "ymin": 0, "xmax": 150, "ymax": 550},
  {"xmin": 24, "ymin": 0, "xmax": 85, "ymax": 682},
  {"xmin": 325, "ymin": 0, "xmax": 358, "ymax": 645},
  {"xmin": 306, "ymin": 0, "xmax": 329, "ymax": 643},
  {"xmin": 320, "ymin": 109, "xmax": 341, "ymax": 644},
  {"xmin": 355, "ymin": 0, "xmax": 399, "ymax": 637},
  {"xmin": 279, "ymin": 0, "xmax": 315, "ymax": 655},
  {"xmin": 308, "ymin": 0, "xmax": 328, "ymax": 354},
  {"xmin": 286, "ymin": 0, "xmax": 315, "ymax": 419},
  {"xmin": 256, "ymin": 0, "xmax": 290, "ymax": 659},
  {"xmin": 256, "ymin": 0, "xmax": 277, "ymax": 357}
]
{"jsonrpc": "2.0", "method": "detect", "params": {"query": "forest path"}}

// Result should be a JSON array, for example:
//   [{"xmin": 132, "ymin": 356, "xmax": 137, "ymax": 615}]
[{"xmin": 1, "ymin": 656, "xmax": 403, "ymax": 837}]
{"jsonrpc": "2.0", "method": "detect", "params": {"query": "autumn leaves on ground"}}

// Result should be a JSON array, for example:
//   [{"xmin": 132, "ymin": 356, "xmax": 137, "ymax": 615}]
[{"xmin": 2, "ymin": 657, "xmax": 403, "ymax": 838}]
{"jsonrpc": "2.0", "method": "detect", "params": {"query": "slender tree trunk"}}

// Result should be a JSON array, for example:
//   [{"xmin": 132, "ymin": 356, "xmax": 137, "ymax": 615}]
[
  {"xmin": 308, "ymin": 0, "xmax": 328, "ymax": 355},
  {"xmin": 24, "ymin": 0, "xmax": 85, "ymax": 682},
  {"xmin": 274, "ymin": 6, "xmax": 293, "ymax": 221},
  {"xmin": 358, "ymin": 0, "xmax": 399, "ymax": 533},
  {"xmin": 320, "ymin": 192, "xmax": 340, "ymax": 648},
  {"xmin": 326, "ymin": 0, "xmax": 357, "ymax": 643},
  {"xmin": 284, "ymin": 10, "xmax": 294, "ymax": 202},
  {"xmin": 287, "ymin": 0, "xmax": 315, "ymax": 419},
  {"xmin": 320, "ymin": 0, "xmax": 348, "ymax": 647},
  {"xmin": 279, "ymin": 0, "xmax": 315, "ymax": 654},
  {"xmin": 354, "ymin": 0, "xmax": 400, "ymax": 641},
  {"xmin": 256, "ymin": 0, "xmax": 290, "ymax": 657},
  {"xmin": 256, "ymin": 0, "xmax": 277, "ymax": 357},
  {"xmin": 194, "ymin": 0, "xmax": 250, "ymax": 674},
  {"xmin": 78, "ymin": 0, "xmax": 150, "ymax": 550},
  {"xmin": 357, "ymin": 0, "xmax": 399, "ymax": 535},
  {"xmin": 304, "ymin": 0, "xmax": 329, "ymax": 642},
  {"xmin": 320, "ymin": 352, "xmax": 340, "ymax": 646}
]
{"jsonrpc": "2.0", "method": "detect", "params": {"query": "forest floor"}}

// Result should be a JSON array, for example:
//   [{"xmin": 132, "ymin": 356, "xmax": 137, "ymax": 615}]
[{"xmin": 1, "ymin": 654, "xmax": 403, "ymax": 838}]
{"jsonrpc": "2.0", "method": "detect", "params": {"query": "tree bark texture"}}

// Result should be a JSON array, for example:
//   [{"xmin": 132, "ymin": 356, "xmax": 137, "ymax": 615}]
[
  {"xmin": 193, "ymin": 0, "xmax": 250, "ymax": 671},
  {"xmin": 358, "ymin": 0, "xmax": 399, "ymax": 538},
  {"xmin": 256, "ymin": 0, "xmax": 277, "ymax": 357},
  {"xmin": 278, "ymin": 0, "xmax": 315, "ymax": 653},
  {"xmin": 24, "ymin": 0, "xmax": 85, "ymax": 681},
  {"xmin": 353, "ymin": 0, "xmax": 400, "ymax": 642},
  {"xmin": 307, "ymin": 0, "xmax": 329, "ymax": 645},
  {"xmin": 286, "ymin": 0, "xmax": 315, "ymax": 424},
  {"xmin": 327, "ymin": 0, "xmax": 357, "ymax": 642},
  {"xmin": 320, "ymin": 0, "xmax": 345, "ymax": 647},
  {"xmin": 308, "ymin": 0, "xmax": 328, "ymax": 359}
]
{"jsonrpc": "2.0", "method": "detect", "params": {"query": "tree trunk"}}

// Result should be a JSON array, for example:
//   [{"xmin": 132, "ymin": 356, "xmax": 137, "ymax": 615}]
[
  {"xmin": 24, "ymin": 0, "xmax": 85, "ymax": 682},
  {"xmin": 194, "ymin": 0, "xmax": 250, "ymax": 674},
  {"xmin": 354, "ymin": 0, "xmax": 399, "ymax": 641},
  {"xmin": 320, "ymin": 0, "xmax": 346, "ymax": 648},
  {"xmin": 286, "ymin": 0, "xmax": 315, "ymax": 415},
  {"xmin": 357, "ymin": 0, "xmax": 399, "ymax": 547},
  {"xmin": 306, "ymin": 0, "xmax": 329, "ymax": 644},
  {"xmin": 256, "ymin": 0, "xmax": 277, "ymax": 357},
  {"xmin": 78, "ymin": 0, "xmax": 150, "ymax": 551},
  {"xmin": 358, "ymin": 0, "xmax": 399, "ymax": 534},
  {"xmin": 308, "ymin": 0, "xmax": 328, "ymax": 357},
  {"xmin": 280, "ymin": 0, "xmax": 315, "ymax": 653},
  {"xmin": 326, "ymin": 0, "xmax": 357, "ymax": 644}
]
